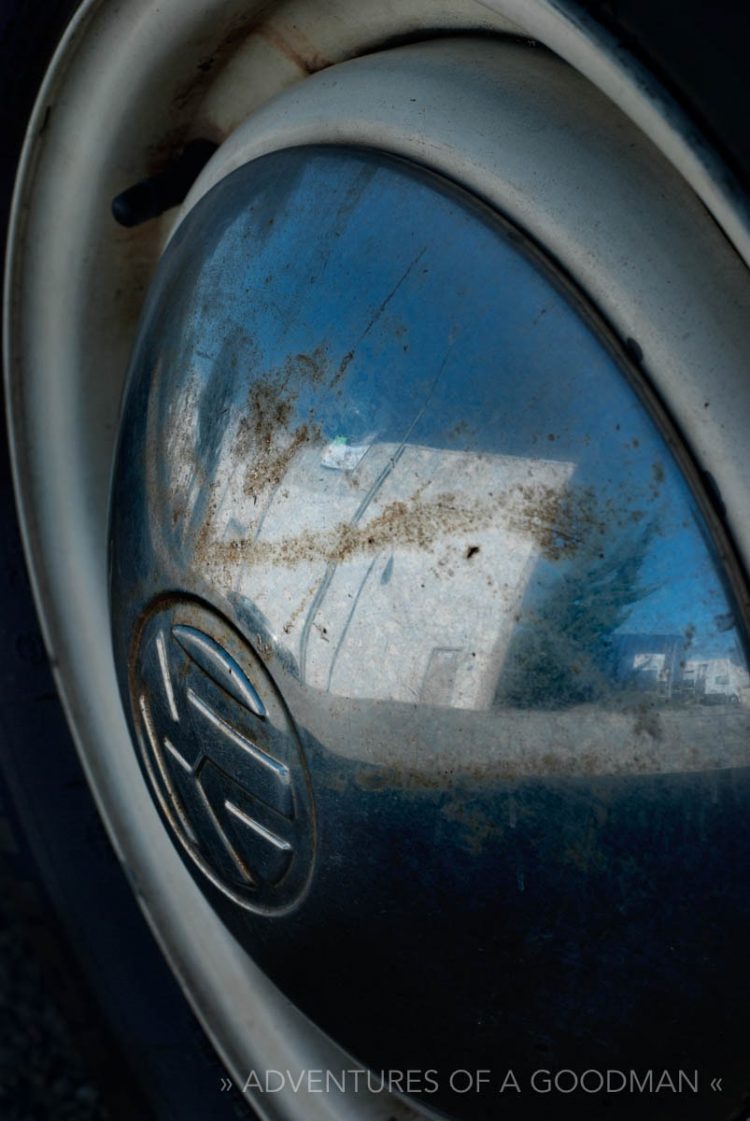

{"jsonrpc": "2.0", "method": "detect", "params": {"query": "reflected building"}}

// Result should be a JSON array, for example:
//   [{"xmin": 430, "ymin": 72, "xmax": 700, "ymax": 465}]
[
  {"xmin": 612, "ymin": 633, "xmax": 688, "ymax": 695},
  {"xmin": 201, "ymin": 438, "xmax": 574, "ymax": 710},
  {"xmin": 612, "ymin": 633, "xmax": 750, "ymax": 704},
  {"xmin": 681, "ymin": 657, "xmax": 750, "ymax": 705}
]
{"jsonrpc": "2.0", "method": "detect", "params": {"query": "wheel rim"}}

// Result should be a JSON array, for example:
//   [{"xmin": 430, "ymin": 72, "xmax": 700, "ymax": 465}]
[{"xmin": 5, "ymin": 3, "xmax": 750, "ymax": 1118}]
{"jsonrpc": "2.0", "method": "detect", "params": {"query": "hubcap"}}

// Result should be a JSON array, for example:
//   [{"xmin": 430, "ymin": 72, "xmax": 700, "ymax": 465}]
[{"xmin": 110, "ymin": 143, "xmax": 750, "ymax": 1118}]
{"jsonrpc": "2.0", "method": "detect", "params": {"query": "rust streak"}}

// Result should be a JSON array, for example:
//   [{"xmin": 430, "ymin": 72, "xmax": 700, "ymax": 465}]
[{"xmin": 256, "ymin": 23, "xmax": 333, "ymax": 75}]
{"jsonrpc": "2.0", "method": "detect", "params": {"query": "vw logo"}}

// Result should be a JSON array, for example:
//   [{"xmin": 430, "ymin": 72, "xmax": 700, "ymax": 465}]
[{"xmin": 129, "ymin": 598, "xmax": 315, "ymax": 913}]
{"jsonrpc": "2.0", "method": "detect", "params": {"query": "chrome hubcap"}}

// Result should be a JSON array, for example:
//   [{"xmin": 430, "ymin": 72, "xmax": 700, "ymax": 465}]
[{"xmin": 110, "ymin": 141, "xmax": 750, "ymax": 1117}]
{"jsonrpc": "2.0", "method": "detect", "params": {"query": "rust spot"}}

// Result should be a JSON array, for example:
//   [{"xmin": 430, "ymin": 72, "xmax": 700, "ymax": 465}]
[
  {"xmin": 256, "ymin": 22, "xmax": 333, "ymax": 75},
  {"xmin": 158, "ymin": 11, "xmax": 270, "ymax": 151}
]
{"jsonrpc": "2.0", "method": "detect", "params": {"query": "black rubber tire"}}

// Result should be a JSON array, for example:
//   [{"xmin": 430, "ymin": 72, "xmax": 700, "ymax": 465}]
[
  {"xmin": 1, "ymin": 2, "xmax": 749, "ymax": 1120},
  {"xmin": 0, "ymin": 3, "xmax": 252, "ymax": 1118},
  {"xmin": 574, "ymin": 0, "xmax": 750, "ymax": 192}
]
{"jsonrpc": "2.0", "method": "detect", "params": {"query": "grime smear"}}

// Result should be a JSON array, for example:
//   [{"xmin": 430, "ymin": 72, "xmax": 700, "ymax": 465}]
[
  {"xmin": 207, "ymin": 476, "xmax": 609, "ymax": 571},
  {"xmin": 255, "ymin": 21, "xmax": 333, "ymax": 76},
  {"xmin": 210, "ymin": 484, "xmax": 581, "ymax": 569},
  {"xmin": 195, "ymin": 441, "xmax": 577, "ymax": 708},
  {"xmin": 229, "ymin": 348, "xmax": 361, "ymax": 499}
]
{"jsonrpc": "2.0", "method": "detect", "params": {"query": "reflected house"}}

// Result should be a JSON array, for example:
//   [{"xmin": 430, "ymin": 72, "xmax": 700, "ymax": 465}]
[
  {"xmin": 202, "ymin": 439, "xmax": 574, "ymax": 710},
  {"xmin": 613, "ymin": 633, "xmax": 688, "ymax": 695},
  {"xmin": 614, "ymin": 633, "xmax": 750, "ymax": 703},
  {"xmin": 682, "ymin": 657, "xmax": 750, "ymax": 704}
]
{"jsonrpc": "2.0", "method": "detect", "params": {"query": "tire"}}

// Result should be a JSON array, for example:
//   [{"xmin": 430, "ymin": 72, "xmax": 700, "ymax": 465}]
[
  {"xmin": 0, "ymin": 3, "xmax": 252, "ymax": 1119},
  {"xmin": 573, "ymin": 0, "xmax": 750, "ymax": 190},
  {"xmin": 3, "ymin": 3, "xmax": 750, "ymax": 1121}
]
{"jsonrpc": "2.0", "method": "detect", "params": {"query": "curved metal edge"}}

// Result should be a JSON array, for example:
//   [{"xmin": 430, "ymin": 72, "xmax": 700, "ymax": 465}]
[{"xmin": 485, "ymin": 0, "xmax": 750, "ymax": 267}]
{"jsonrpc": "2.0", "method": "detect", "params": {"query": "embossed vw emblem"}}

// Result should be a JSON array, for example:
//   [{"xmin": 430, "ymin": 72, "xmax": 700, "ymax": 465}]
[{"xmin": 130, "ymin": 599, "xmax": 314, "ymax": 913}]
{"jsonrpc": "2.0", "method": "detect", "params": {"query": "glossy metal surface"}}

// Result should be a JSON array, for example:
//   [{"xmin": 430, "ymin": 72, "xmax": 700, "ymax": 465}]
[{"xmin": 111, "ymin": 146, "xmax": 750, "ymax": 1120}]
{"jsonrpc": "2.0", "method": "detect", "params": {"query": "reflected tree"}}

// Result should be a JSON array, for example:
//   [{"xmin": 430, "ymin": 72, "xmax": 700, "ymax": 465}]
[{"xmin": 496, "ymin": 516, "xmax": 659, "ymax": 709}]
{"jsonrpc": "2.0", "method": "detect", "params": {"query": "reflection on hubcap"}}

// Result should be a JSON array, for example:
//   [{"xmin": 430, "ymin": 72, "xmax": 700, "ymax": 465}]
[{"xmin": 110, "ymin": 144, "xmax": 750, "ymax": 1119}]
